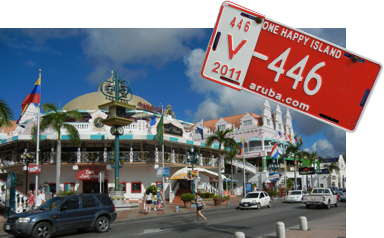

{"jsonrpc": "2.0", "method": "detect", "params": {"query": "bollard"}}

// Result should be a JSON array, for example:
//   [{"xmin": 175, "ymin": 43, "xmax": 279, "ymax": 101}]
[
  {"xmin": 227, "ymin": 201, "xmax": 230, "ymax": 207},
  {"xmin": 175, "ymin": 206, "xmax": 179, "ymax": 212},
  {"xmin": 299, "ymin": 216, "xmax": 308, "ymax": 231},
  {"xmin": 276, "ymin": 222, "xmax": 285, "ymax": 238},
  {"xmin": 234, "ymin": 231, "xmax": 245, "ymax": 238}
]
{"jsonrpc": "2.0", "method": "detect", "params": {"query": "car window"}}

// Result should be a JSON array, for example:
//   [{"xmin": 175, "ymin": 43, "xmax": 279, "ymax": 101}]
[
  {"xmin": 61, "ymin": 197, "xmax": 79, "ymax": 210},
  {"xmin": 260, "ymin": 193, "xmax": 264, "ymax": 198},
  {"xmin": 82, "ymin": 195, "xmax": 98, "ymax": 208},
  {"xmin": 39, "ymin": 197, "xmax": 66, "ymax": 211},
  {"xmin": 97, "ymin": 195, "xmax": 113, "ymax": 205}
]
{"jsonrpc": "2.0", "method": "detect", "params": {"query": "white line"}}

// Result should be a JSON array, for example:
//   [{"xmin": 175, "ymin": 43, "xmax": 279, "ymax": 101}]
[
  {"xmin": 143, "ymin": 228, "xmax": 164, "ymax": 234},
  {"xmin": 253, "ymin": 52, "xmax": 268, "ymax": 61}
]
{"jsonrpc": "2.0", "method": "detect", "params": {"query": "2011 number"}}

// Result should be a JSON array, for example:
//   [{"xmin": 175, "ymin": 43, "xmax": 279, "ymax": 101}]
[{"xmin": 212, "ymin": 62, "xmax": 242, "ymax": 81}]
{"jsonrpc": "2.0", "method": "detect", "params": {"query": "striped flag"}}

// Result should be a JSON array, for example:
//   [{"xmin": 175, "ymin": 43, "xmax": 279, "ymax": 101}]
[
  {"xmin": 239, "ymin": 135, "xmax": 244, "ymax": 155},
  {"xmin": 17, "ymin": 76, "xmax": 41, "ymax": 124},
  {"xmin": 270, "ymin": 142, "xmax": 279, "ymax": 158}
]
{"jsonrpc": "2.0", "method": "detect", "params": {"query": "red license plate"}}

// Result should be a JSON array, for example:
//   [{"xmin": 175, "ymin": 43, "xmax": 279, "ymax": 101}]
[{"xmin": 201, "ymin": 1, "xmax": 382, "ymax": 132}]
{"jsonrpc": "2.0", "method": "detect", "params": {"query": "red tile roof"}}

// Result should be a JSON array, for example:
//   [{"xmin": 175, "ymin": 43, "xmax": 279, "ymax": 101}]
[
  {"xmin": 196, "ymin": 112, "xmax": 263, "ymax": 132},
  {"xmin": 0, "ymin": 121, "xmax": 17, "ymax": 136}
]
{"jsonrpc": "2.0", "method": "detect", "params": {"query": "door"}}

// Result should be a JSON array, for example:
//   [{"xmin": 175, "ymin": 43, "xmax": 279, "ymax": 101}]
[
  {"xmin": 80, "ymin": 195, "xmax": 100, "ymax": 227},
  {"xmin": 83, "ymin": 181, "xmax": 108, "ymax": 193},
  {"xmin": 55, "ymin": 197, "xmax": 81, "ymax": 231}
]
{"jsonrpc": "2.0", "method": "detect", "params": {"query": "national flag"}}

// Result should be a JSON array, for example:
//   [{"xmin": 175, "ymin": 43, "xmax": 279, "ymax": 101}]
[
  {"xmin": 239, "ymin": 135, "xmax": 244, "ymax": 155},
  {"xmin": 288, "ymin": 134, "xmax": 292, "ymax": 141},
  {"xmin": 278, "ymin": 131, "xmax": 282, "ymax": 137},
  {"xmin": 17, "ymin": 77, "xmax": 41, "ymax": 124},
  {"xmin": 270, "ymin": 142, "xmax": 279, "ymax": 159},
  {"xmin": 294, "ymin": 134, "xmax": 298, "ymax": 142},
  {"xmin": 196, "ymin": 118, "xmax": 204, "ymax": 140},
  {"xmin": 154, "ymin": 112, "xmax": 164, "ymax": 145},
  {"xmin": 299, "ymin": 136, "xmax": 303, "ymax": 144},
  {"xmin": 150, "ymin": 107, "xmax": 159, "ymax": 126}
]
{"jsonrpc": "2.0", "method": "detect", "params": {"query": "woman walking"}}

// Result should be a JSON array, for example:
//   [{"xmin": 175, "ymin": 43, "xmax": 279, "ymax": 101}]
[
  {"xmin": 192, "ymin": 193, "xmax": 207, "ymax": 222},
  {"xmin": 144, "ymin": 189, "xmax": 152, "ymax": 214}
]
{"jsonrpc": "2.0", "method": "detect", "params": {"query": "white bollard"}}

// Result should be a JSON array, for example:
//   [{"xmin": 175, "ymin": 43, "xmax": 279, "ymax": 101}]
[
  {"xmin": 276, "ymin": 222, "xmax": 285, "ymax": 238},
  {"xmin": 299, "ymin": 216, "xmax": 308, "ymax": 231},
  {"xmin": 234, "ymin": 231, "xmax": 245, "ymax": 238}
]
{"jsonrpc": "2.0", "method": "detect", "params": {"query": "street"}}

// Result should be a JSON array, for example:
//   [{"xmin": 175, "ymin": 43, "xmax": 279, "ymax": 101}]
[{"xmin": 7, "ymin": 201, "xmax": 344, "ymax": 238}]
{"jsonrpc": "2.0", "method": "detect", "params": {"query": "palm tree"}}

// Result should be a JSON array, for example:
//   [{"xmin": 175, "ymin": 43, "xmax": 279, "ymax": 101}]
[
  {"xmin": 0, "ymin": 98, "xmax": 13, "ymax": 127},
  {"xmin": 283, "ymin": 141, "xmax": 308, "ymax": 190},
  {"xmin": 223, "ymin": 143, "xmax": 240, "ymax": 194},
  {"xmin": 32, "ymin": 103, "xmax": 82, "ymax": 194},
  {"xmin": 323, "ymin": 162, "xmax": 340, "ymax": 187},
  {"xmin": 307, "ymin": 151, "xmax": 323, "ymax": 188},
  {"xmin": 205, "ymin": 128, "xmax": 236, "ymax": 199}
]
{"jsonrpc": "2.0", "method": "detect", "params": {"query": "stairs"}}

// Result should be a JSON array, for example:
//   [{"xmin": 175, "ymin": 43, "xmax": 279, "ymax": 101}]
[{"xmin": 171, "ymin": 188, "xmax": 191, "ymax": 204}]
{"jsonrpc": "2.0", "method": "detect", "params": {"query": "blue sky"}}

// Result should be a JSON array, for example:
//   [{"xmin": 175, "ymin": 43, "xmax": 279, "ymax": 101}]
[
  {"xmin": 0, "ymin": 27, "xmax": 346, "ymax": 158},
  {"xmin": 1, "ymin": 0, "xmax": 383, "ymax": 235}
]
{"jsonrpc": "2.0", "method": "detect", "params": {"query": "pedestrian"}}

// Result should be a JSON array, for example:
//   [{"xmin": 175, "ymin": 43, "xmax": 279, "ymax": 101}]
[
  {"xmin": 35, "ymin": 190, "xmax": 45, "ymax": 209},
  {"xmin": 144, "ymin": 189, "xmax": 152, "ymax": 214},
  {"xmin": 26, "ymin": 190, "xmax": 35, "ymax": 211},
  {"xmin": 192, "ymin": 193, "xmax": 207, "ymax": 222},
  {"xmin": 157, "ymin": 188, "xmax": 164, "ymax": 211},
  {"xmin": 153, "ymin": 192, "xmax": 158, "ymax": 211}
]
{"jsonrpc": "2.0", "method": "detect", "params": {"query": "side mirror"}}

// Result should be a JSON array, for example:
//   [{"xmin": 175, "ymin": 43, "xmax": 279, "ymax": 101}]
[{"xmin": 59, "ymin": 206, "xmax": 67, "ymax": 211}]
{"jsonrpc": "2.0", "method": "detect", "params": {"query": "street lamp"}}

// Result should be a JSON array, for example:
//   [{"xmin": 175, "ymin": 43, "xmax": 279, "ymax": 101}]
[
  {"xmin": 98, "ymin": 71, "xmax": 135, "ymax": 192},
  {"xmin": 187, "ymin": 146, "xmax": 199, "ymax": 195},
  {"xmin": 21, "ymin": 151, "xmax": 34, "ymax": 194}
]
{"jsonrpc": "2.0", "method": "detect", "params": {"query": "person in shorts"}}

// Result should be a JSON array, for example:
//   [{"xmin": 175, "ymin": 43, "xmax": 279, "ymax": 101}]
[
  {"xmin": 144, "ymin": 189, "xmax": 152, "ymax": 214},
  {"xmin": 192, "ymin": 193, "xmax": 207, "ymax": 222},
  {"xmin": 26, "ymin": 190, "xmax": 35, "ymax": 211}
]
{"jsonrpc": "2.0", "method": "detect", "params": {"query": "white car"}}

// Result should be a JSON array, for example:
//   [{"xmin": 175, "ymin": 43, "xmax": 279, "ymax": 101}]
[
  {"xmin": 239, "ymin": 191, "xmax": 272, "ymax": 209},
  {"xmin": 285, "ymin": 190, "xmax": 307, "ymax": 203}
]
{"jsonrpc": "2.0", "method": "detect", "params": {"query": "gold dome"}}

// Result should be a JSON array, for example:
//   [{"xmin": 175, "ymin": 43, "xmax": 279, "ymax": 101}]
[{"xmin": 62, "ymin": 90, "xmax": 151, "ymax": 111}]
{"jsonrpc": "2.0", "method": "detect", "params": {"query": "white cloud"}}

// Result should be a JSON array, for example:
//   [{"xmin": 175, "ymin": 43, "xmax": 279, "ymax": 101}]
[{"xmin": 310, "ymin": 139, "xmax": 335, "ymax": 157}]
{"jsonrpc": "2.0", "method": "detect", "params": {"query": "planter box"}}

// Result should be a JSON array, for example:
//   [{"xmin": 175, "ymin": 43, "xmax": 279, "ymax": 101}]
[{"xmin": 213, "ymin": 198, "xmax": 221, "ymax": 206}]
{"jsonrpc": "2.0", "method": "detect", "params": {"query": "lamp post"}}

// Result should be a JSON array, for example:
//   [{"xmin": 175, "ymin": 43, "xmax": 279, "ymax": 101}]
[
  {"xmin": 99, "ymin": 71, "xmax": 135, "ymax": 192},
  {"xmin": 187, "ymin": 146, "xmax": 199, "ymax": 195},
  {"xmin": 21, "ymin": 151, "xmax": 34, "ymax": 194}
]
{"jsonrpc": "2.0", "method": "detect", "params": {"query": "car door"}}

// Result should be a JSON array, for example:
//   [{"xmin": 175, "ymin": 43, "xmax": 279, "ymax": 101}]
[
  {"xmin": 80, "ymin": 195, "xmax": 100, "ymax": 227},
  {"xmin": 259, "ymin": 192, "xmax": 267, "ymax": 206},
  {"xmin": 55, "ymin": 197, "xmax": 81, "ymax": 231}
]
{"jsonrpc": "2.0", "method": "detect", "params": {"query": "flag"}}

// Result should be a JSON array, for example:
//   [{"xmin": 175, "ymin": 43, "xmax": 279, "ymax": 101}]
[
  {"xmin": 278, "ymin": 131, "xmax": 282, "ymax": 137},
  {"xmin": 150, "ymin": 107, "xmax": 159, "ymax": 126},
  {"xmin": 288, "ymin": 134, "xmax": 292, "ymax": 141},
  {"xmin": 270, "ymin": 142, "xmax": 279, "ymax": 158},
  {"xmin": 196, "ymin": 118, "xmax": 204, "ymax": 140},
  {"xmin": 17, "ymin": 77, "xmax": 41, "ymax": 124},
  {"xmin": 155, "ymin": 112, "xmax": 164, "ymax": 145},
  {"xmin": 294, "ymin": 134, "xmax": 298, "ymax": 142},
  {"xmin": 299, "ymin": 136, "xmax": 303, "ymax": 144},
  {"xmin": 239, "ymin": 135, "xmax": 244, "ymax": 155}
]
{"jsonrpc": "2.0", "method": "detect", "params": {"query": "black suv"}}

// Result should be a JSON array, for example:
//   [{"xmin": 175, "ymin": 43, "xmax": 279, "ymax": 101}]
[{"xmin": 3, "ymin": 193, "xmax": 117, "ymax": 238}]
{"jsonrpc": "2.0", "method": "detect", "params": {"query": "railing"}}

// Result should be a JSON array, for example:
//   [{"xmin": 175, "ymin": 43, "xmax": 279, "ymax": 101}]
[
  {"xmin": 196, "ymin": 182, "xmax": 218, "ymax": 195},
  {"xmin": 0, "ymin": 151, "xmax": 219, "ymax": 168},
  {"xmin": 169, "ymin": 180, "xmax": 179, "ymax": 204},
  {"xmin": 0, "ymin": 179, "xmax": 29, "ymax": 214},
  {"xmin": 228, "ymin": 160, "xmax": 257, "ymax": 174}
]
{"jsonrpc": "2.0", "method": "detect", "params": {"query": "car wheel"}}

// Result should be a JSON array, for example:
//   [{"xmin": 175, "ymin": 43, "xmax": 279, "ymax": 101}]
[
  {"xmin": 32, "ymin": 222, "xmax": 52, "ymax": 238},
  {"xmin": 326, "ymin": 201, "xmax": 331, "ymax": 209},
  {"xmin": 268, "ymin": 201, "xmax": 272, "ymax": 208},
  {"xmin": 257, "ymin": 203, "xmax": 261, "ymax": 210},
  {"xmin": 306, "ymin": 204, "xmax": 311, "ymax": 209},
  {"xmin": 95, "ymin": 216, "xmax": 110, "ymax": 233},
  {"xmin": 335, "ymin": 202, "xmax": 338, "ymax": 207}
]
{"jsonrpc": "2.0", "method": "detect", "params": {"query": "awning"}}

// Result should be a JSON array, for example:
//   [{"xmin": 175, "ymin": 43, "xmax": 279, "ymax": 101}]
[
  {"xmin": 223, "ymin": 178, "xmax": 239, "ymax": 183},
  {"xmin": 170, "ymin": 167, "xmax": 226, "ymax": 180},
  {"xmin": 76, "ymin": 169, "xmax": 108, "ymax": 181}
]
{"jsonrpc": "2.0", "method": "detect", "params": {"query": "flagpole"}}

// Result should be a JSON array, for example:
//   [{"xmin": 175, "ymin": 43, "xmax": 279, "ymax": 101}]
[
  {"xmin": 162, "ymin": 144, "xmax": 164, "ymax": 187},
  {"xmin": 35, "ymin": 69, "xmax": 41, "ymax": 201},
  {"xmin": 242, "ymin": 134, "xmax": 246, "ymax": 196}
]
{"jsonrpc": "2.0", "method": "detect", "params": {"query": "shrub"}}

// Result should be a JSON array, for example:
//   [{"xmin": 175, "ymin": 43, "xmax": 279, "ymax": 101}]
[
  {"xmin": 267, "ymin": 190, "xmax": 278, "ymax": 197},
  {"xmin": 223, "ymin": 196, "xmax": 230, "ymax": 200},
  {"xmin": 56, "ymin": 190, "xmax": 78, "ymax": 196},
  {"xmin": 213, "ymin": 195, "xmax": 222, "ymax": 199},
  {"xmin": 146, "ymin": 185, "xmax": 158, "ymax": 195},
  {"xmin": 198, "ymin": 193, "xmax": 205, "ymax": 198},
  {"xmin": 181, "ymin": 193, "xmax": 195, "ymax": 202}
]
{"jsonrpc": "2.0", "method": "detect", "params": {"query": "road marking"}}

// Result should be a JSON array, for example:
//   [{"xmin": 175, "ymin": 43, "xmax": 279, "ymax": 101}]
[{"xmin": 143, "ymin": 228, "xmax": 164, "ymax": 234}]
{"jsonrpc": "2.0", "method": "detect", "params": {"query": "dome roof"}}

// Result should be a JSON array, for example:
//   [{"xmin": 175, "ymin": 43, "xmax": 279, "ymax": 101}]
[{"xmin": 62, "ymin": 90, "xmax": 151, "ymax": 111}]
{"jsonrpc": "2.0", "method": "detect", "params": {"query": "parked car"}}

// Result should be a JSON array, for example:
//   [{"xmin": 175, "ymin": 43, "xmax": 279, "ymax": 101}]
[
  {"xmin": 339, "ymin": 188, "xmax": 346, "ymax": 202},
  {"xmin": 3, "ymin": 193, "xmax": 117, "ymax": 238},
  {"xmin": 302, "ymin": 188, "xmax": 338, "ymax": 209},
  {"xmin": 284, "ymin": 190, "xmax": 307, "ymax": 203},
  {"xmin": 239, "ymin": 191, "xmax": 271, "ymax": 209},
  {"xmin": 328, "ymin": 187, "xmax": 341, "ymax": 201}
]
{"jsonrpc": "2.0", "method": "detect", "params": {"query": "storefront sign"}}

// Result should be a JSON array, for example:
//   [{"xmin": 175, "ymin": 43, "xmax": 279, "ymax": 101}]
[
  {"xmin": 164, "ymin": 123, "xmax": 183, "ymax": 137},
  {"xmin": 299, "ymin": 167, "xmax": 315, "ymax": 175},
  {"xmin": 157, "ymin": 167, "xmax": 169, "ymax": 177},
  {"xmin": 137, "ymin": 102, "xmax": 162, "ymax": 113},
  {"xmin": 76, "ymin": 169, "xmax": 108, "ymax": 180},
  {"xmin": 28, "ymin": 165, "xmax": 41, "ymax": 174},
  {"xmin": 187, "ymin": 170, "xmax": 199, "ymax": 180}
]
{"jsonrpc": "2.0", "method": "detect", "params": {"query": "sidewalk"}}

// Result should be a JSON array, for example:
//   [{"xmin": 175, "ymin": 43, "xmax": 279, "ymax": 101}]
[{"xmin": 0, "ymin": 197, "xmax": 346, "ymax": 238}]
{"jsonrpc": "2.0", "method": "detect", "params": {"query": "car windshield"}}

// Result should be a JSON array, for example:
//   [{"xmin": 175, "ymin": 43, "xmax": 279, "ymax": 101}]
[
  {"xmin": 38, "ymin": 197, "xmax": 66, "ymax": 211},
  {"xmin": 244, "ymin": 193, "xmax": 259, "ymax": 198},
  {"xmin": 289, "ymin": 191, "xmax": 302, "ymax": 195}
]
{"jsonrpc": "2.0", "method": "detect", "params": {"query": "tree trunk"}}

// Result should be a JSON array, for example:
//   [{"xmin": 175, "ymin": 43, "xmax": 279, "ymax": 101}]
[
  {"xmin": 218, "ymin": 155, "xmax": 223, "ymax": 200},
  {"xmin": 56, "ymin": 140, "xmax": 61, "ymax": 194},
  {"xmin": 294, "ymin": 157, "xmax": 297, "ymax": 190},
  {"xmin": 230, "ymin": 160, "xmax": 233, "ymax": 195}
]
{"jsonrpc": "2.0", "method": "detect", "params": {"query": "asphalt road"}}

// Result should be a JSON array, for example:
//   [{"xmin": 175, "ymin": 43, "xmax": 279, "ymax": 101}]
[{"xmin": 3, "ymin": 201, "xmax": 346, "ymax": 238}]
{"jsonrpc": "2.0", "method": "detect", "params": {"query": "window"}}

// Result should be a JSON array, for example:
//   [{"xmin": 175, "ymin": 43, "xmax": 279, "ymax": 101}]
[
  {"xmin": 119, "ymin": 182, "xmax": 126, "ymax": 193},
  {"xmin": 97, "ymin": 195, "xmax": 113, "ymax": 206},
  {"xmin": 82, "ymin": 195, "xmax": 98, "ymax": 208},
  {"xmin": 244, "ymin": 120, "xmax": 251, "ymax": 126},
  {"xmin": 278, "ymin": 124, "xmax": 281, "ymax": 130},
  {"xmin": 218, "ymin": 125, "xmax": 225, "ymax": 131},
  {"xmin": 61, "ymin": 197, "xmax": 79, "ymax": 210},
  {"xmin": 64, "ymin": 183, "xmax": 75, "ymax": 192},
  {"xmin": 131, "ymin": 182, "xmax": 142, "ymax": 193},
  {"xmin": 156, "ymin": 182, "xmax": 163, "ymax": 190},
  {"xmin": 267, "ymin": 119, "xmax": 270, "ymax": 126},
  {"xmin": 260, "ymin": 192, "xmax": 265, "ymax": 198}
]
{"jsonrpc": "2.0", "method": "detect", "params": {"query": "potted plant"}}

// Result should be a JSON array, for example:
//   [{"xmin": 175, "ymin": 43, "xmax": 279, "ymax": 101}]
[
  {"xmin": 267, "ymin": 190, "xmax": 278, "ymax": 200},
  {"xmin": 181, "ymin": 193, "xmax": 195, "ymax": 208},
  {"xmin": 147, "ymin": 185, "xmax": 158, "ymax": 195},
  {"xmin": 223, "ymin": 195, "xmax": 230, "ymax": 203},
  {"xmin": 213, "ymin": 195, "xmax": 222, "ymax": 206}
]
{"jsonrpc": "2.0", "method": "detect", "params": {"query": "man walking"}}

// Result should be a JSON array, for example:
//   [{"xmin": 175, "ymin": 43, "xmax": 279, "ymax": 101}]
[{"xmin": 35, "ymin": 190, "xmax": 45, "ymax": 209}]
